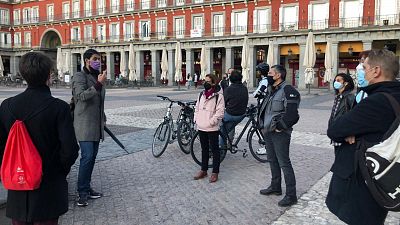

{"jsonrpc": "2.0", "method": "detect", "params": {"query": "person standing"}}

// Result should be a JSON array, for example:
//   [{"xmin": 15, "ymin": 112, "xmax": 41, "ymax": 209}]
[
  {"xmin": 187, "ymin": 73, "xmax": 192, "ymax": 90},
  {"xmin": 219, "ymin": 70, "xmax": 248, "ymax": 148},
  {"xmin": 327, "ymin": 49, "xmax": 400, "ymax": 225},
  {"xmin": 72, "ymin": 49, "xmax": 107, "ymax": 207},
  {"xmin": 193, "ymin": 74, "xmax": 225, "ymax": 183},
  {"xmin": 0, "ymin": 52, "xmax": 79, "ymax": 225},
  {"xmin": 193, "ymin": 72, "xmax": 199, "ymax": 89},
  {"xmin": 253, "ymin": 62, "xmax": 270, "ymax": 98},
  {"xmin": 258, "ymin": 65, "xmax": 300, "ymax": 207}
]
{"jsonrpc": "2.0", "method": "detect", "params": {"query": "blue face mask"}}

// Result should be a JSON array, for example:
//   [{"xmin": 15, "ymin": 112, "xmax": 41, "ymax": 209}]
[
  {"xmin": 333, "ymin": 81, "xmax": 343, "ymax": 90},
  {"xmin": 357, "ymin": 69, "xmax": 369, "ymax": 87}
]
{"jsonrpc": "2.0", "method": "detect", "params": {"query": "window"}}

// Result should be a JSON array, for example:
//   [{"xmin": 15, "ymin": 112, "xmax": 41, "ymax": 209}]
[
  {"xmin": 141, "ymin": 0, "xmax": 150, "ymax": 10},
  {"xmin": 254, "ymin": 8, "xmax": 270, "ymax": 33},
  {"xmin": 0, "ymin": 33, "xmax": 11, "ymax": 48},
  {"xmin": 192, "ymin": 16, "xmax": 203, "ymax": 37},
  {"xmin": 97, "ymin": 24, "xmax": 106, "ymax": 42},
  {"xmin": 157, "ymin": 19, "xmax": 166, "ymax": 40},
  {"xmin": 308, "ymin": 3, "xmax": 329, "ymax": 30},
  {"xmin": 14, "ymin": 32, "xmax": 21, "ymax": 47},
  {"xmin": 98, "ymin": 0, "xmax": 105, "ymax": 15},
  {"xmin": 139, "ymin": 21, "xmax": 150, "ymax": 40},
  {"xmin": 279, "ymin": 5, "xmax": 299, "ymax": 31},
  {"xmin": 375, "ymin": 0, "xmax": 399, "ymax": 25},
  {"xmin": 213, "ymin": 14, "xmax": 224, "ymax": 36},
  {"xmin": 124, "ymin": 21, "xmax": 134, "ymax": 41},
  {"xmin": 176, "ymin": 0, "xmax": 184, "ymax": 6},
  {"xmin": 73, "ymin": 1, "xmax": 80, "ymax": 18},
  {"xmin": 175, "ymin": 17, "xmax": 184, "ymax": 39},
  {"xmin": 111, "ymin": 0, "xmax": 119, "ymax": 13},
  {"xmin": 231, "ymin": 11, "xmax": 248, "ymax": 35},
  {"xmin": 23, "ymin": 8, "xmax": 30, "ymax": 23},
  {"xmin": 84, "ymin": 0, "xmax": 92, "ymax": 17},
  {"xmin": 339, "ymin": 0, "xmax": 362, "ymax": 28},
  {"xmin": 71, "ymin": 27, "xmax": 80, "ymax": 42},
  {"xmin": 194, "ymin": 0, "xmax": 203, "ymax": 3},
  {"xmin": 84, "ymin": 25, "xmax": 92, "ymax": 43},
  {"xmin": 24, "ymin": 32, "xmax": 31, "ymax": 47},
  {"xmin": 13, "ymin": 9, "xmax": 20, "ymax": 25},
  {"xmin": 31, "ymin": 7, "xmax": 39, "ymax": 23},
  {"xmin": 47, "ymin": 5, "xmax": 54, "ymax": 21},
  {"xmin": 109, "ymin": 23, "xmax": 120, "ymax": 42},
  {"xmin": 157, "ymin": 0, "xmax": 166, "ymax": 7},
  {"xmin": 0, "ymin": 9, "xmax": 9, "ymax": 25},
  {"xmin": 63, "ymin": 3, "xmax": 70, "ymax": 19},
  {"xmin": 126, "ymin": 0, "xmax": 134, "ymax": 11}
]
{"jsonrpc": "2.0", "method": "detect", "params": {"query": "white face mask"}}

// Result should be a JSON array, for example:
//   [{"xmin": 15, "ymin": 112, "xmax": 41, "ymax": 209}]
[{"xmin": 356, "ymin": 63, "xmax": 364, "ymax": 71}]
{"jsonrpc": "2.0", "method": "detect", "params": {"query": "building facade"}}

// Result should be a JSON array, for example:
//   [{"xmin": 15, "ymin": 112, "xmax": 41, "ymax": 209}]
[{"xmin": 0, "ymin": 0, "xmax": 399, "ymax": 88}]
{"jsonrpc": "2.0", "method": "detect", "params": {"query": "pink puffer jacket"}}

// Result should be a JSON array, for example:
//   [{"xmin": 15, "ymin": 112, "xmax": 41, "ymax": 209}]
[{"xmin": 194, "ymin": 91, "xmax": 225, "ymax": 132}]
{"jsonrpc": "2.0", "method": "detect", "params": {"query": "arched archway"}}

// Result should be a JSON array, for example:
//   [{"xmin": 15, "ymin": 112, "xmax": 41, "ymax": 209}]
[{"xmin": 40, "ymin": 30, "xmax": 62, "ymax": 49}]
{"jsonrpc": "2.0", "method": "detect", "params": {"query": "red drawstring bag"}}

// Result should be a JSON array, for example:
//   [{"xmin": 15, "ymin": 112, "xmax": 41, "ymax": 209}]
[
  {"xmin": 1, "ymin": 120, "xmax": 42, "ymax": 190},
  {"xmin": 1, "ymin": 99, "xmax": 54, "ymax": 190}
]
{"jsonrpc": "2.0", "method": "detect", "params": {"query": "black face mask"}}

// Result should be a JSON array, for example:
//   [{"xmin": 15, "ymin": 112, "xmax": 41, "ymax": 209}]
[
  {"xmin": 204, "ymin": 82, "xmax": 212, "ymax": 90},
  {"xmin": 266, "ymin": 76, "xmax": 275, "ymax": 86}
]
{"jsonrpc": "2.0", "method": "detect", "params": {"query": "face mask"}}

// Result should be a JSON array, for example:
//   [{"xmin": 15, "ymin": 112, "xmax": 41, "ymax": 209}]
[
  {"xmin": 203, "ymin": 82, "xmax": 212, "ymax": 90},
  {"xmin": 357, "ymin": 69, "xmax": 369, "ymax": 87},
  {"xmin": 333, "ymin": 81, "xmax": 343, "ymax": 90},
  {"xmin": 356, "ymin": 90, "xmax": 368, "ymax": 103},
  {"xmin": 266, "ymin": 76, "xmax": 275, "ymax": 85},
  {"xmin": 90, "ymin": 60, "xmax": 101, "ymax": 71},
  {"xmin": 356, "ymin": 63, "xmax": 364, "ymax": 71}
]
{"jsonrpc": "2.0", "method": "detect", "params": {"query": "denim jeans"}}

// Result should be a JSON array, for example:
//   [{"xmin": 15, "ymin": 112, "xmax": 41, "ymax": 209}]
[
  {"xmin": 219, "ymin": 112, "xmax": 245, "ymax": 146},
  {"xmin": 264, "ymin": 129, "xmax": 296, "ymax": 197},
  {"xmin": 77, "ymin": 141, "xmax": 99, "ymax": 198}
]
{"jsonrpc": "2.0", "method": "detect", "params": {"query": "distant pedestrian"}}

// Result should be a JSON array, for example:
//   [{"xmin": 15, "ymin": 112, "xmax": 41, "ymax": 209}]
[
  {"xmin": 72, "ymin": 48, "xmax": 107, "ymax": 207},
  {"xmin": 355, "ymin": 50, "xmax": 371, "ymax": 103},
  {"xmin": 187, "ymin": 73, "xmax": 192, "ymax": 90},
  {"xmin": 0, "ymin": 52, "xmax": 79, "ymax": 225},
  {"xmin": 193, "ymin": 74, "xmax": 225, "ymax": 183},
  {"xmin": 193, "ymin": 72, "xmax": 199, "ymax": 89},
  {"xmin": 327, "ymin": 49, "xmax": 400, "ymax": 225},
  {"xmin": 258, "ymin": 65, "xmax": 300, "ymax": 207},
  {"xmin": 253, "ymin": 62, "xmax": 270, "ymax": 98}
]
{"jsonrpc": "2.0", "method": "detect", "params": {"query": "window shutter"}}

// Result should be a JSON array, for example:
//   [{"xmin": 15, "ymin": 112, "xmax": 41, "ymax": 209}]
[
  {"xmin": 308, "ymin": 4, "xmax": 312, "ymax": 29},
  {"xmin": 244, "ymin": 10, "xmax": 248, "ymax": 33},
  {"xmin": 253, "ymin": 9, "xmax": 258, "ymax": 33},
  {"xmin": 78, "ymin": 28, "xmax": 81, "ymax": 41},
  {"xmin": 279, "ymin": 7, "xmax": 283, "ymax": 31},
  {"xmin": 231, "ymin": 12, "xmax": 235, "ymax": 35},
  {"xmin": 325, "ymin": 3, "xmax": 330, "ymax": 29},
  {"xmin": 339, "ymin": 1, "xmax": 344, "ymax": 27},
  {"xmin": 295, "ymin": 5, "xmax": 299, "ymax": 30},
  {"xmin": 359, "ymin": 0, "xmax": 364, "ymax": 26},
  {"xmin": 266, "ymin": 8, "xmax": 271, "ymax": 32},
  {"xmin": 7, "ymin": 33, "xmax": 11, "ymax": 45},
  {"xmin": 71, "ymin": 28, "xmax": 74, "ymax": 41}
]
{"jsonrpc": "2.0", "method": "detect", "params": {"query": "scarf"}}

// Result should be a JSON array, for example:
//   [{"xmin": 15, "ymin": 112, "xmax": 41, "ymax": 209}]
[{"xmin": 204, "ymin": 87, "xmax": 215, "ymax": 99}]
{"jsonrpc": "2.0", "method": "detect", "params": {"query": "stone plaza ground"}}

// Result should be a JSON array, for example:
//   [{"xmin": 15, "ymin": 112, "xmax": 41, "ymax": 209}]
[{"xmin": 0, "ymin": 86, "xmax": 399, "ymax": 225}]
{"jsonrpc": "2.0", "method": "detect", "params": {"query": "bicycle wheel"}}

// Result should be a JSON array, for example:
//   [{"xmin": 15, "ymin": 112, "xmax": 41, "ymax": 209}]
[
  {"xmin": 248, "ymin": 128, "xmax": 268, "ymax": 163},
  {"xmin": 152, "ymin": 122, "xmax": 171, "ymax": 157},
  {"xmin": 177, "ymin": 119, "xmax": 194, "ymax": 154},
  {"xmin": 190, "ymin": 131, "xmax": 228, "ymax": 168}
]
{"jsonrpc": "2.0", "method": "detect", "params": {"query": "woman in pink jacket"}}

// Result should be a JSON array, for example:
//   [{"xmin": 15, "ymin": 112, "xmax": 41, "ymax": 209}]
[{"xmin": 193, "ymin": 74, "xmax": 225, "ymax": 183}]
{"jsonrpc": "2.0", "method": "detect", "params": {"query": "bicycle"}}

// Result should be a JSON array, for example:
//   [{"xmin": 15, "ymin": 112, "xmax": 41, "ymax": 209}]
[
  {"xmin": 152, "ymin": 95, "xmax": 196, "ymax": 157},
  {"xmin": 190, "ymin": 104, "xmax": 267, "ymax": 168}
]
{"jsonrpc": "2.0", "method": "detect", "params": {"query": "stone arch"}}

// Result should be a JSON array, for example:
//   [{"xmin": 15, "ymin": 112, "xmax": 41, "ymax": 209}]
[{"xmin": 40, "ymin": 29, "xmax": 62, "ymax": 49}]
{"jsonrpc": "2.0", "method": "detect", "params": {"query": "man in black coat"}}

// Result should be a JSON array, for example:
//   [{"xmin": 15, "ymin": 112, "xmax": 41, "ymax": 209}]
[
  {"xmin": 327, "ymin": 49, "xmax": 400, "ymax": 225},
  {"xmin": 0, "ymin": 52, "xmax": 79, "ymax": 224}
]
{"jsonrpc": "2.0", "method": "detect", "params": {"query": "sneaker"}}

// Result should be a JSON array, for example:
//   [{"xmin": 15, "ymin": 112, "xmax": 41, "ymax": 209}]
[
  {"xmin": 256, "ymin": 147, "xmax": 267, "ymax": 155},
  {"xmin": 88, "ymin": 189, "xmax": 103, "ymax": 199},
  {"xmin": 76, "ymin": 196, "xmax": 89, "ymax": 207}
]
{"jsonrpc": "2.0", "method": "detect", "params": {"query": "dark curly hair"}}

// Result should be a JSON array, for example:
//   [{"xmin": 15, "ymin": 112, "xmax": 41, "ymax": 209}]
[{"xmin": 333, "ymin": 73, "xmax": 355, "ymax": 95}]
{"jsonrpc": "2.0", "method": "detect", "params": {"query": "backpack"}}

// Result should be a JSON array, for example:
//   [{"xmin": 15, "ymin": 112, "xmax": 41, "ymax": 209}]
[
  {"xmin": 356, "ymin": 92, "xmax": 400, "ymax": 211},
  {"xmin": 1, "ymin": 99, "xmax": 55, "ymax": 190},
  {"xmin": 198, "ymin": 91, "xmax": 219, "ymax": 111}
]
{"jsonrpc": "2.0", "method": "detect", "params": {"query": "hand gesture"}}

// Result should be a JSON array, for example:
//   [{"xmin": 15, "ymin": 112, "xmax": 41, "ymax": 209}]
[{"xmin": 98, "ymin": 70, "xmax": 107, "ymax": 84}]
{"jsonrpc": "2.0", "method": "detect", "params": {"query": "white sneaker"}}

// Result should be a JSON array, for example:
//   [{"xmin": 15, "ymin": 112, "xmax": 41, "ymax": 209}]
[{"xmin": 256, "ymin": 147, "xmax": 267, "ymax": 155}]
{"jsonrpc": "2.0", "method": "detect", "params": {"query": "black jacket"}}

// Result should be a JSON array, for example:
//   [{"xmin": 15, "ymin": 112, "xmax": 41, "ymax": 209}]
[
  {"xmin": 326, "ymin": 81, "xmax": 400, "ymax": 225},
  {"xmin": 0, "ymin": 85, "xmax": 79, "ymax": 222},
  {"xmin": 224, "ymin": 82, "xmax": 249, "ymax": 116}
]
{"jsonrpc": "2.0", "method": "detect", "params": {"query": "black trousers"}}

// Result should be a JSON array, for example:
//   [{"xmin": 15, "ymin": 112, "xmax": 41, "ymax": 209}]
[{"xmin": 198, "ymin": 130, "xmax": 220, "ymax": 173}]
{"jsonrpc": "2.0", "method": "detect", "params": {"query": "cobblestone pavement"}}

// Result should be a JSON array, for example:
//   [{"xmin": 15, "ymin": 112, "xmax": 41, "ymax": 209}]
[{"xmin": 0, "ymin": 87, "xmax": 398, "ymax": 225}]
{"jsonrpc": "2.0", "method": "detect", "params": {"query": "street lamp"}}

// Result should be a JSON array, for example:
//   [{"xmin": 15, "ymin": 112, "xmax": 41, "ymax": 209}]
[
  {"xmin": 217, "ymin": 51, "xmax": 221, "ymax": 59},
  {"xmin": 316, "ymin": 47, "xmax": 322, "ymax": 55},
  {"xmin": 348, "ymin": 45, "xmax": 353, "ymax": 55},
  {"xmin": 288, "ymin": 48, "xmax": 293, "ymax": 56}
]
